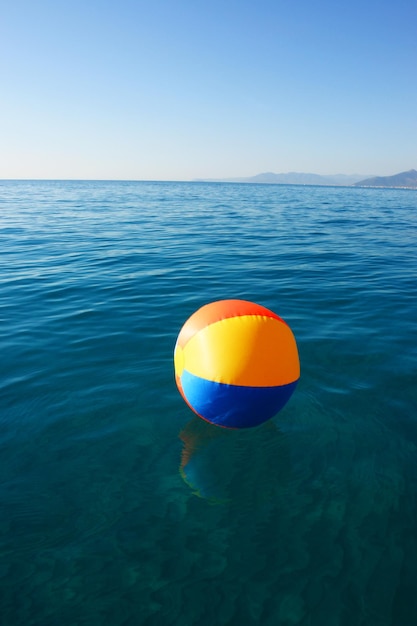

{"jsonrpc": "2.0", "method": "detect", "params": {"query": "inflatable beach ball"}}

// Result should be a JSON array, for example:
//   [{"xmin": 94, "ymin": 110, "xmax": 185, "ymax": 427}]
[{"xmin": 174, "ymin": 299, "xmax": 300, "ymax": 428}]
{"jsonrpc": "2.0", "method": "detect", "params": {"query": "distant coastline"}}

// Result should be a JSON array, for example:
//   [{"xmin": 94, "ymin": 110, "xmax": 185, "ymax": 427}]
[
  {"xmin": 195, "ymin": 168, "xmax": 417, "ymax": 189},
  {"xmin": 353, "ymin": 169, "xmax": 417, "ymax": 189}
]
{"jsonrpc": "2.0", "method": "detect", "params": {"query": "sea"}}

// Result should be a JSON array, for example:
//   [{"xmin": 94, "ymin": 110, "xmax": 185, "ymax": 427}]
[{"xmin": 1, "ymin": 179, "xmax": 417, "ymax": 626}]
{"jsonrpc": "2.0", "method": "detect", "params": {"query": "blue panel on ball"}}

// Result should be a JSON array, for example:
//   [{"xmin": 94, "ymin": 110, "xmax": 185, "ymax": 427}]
[{"xmin": 180, "ymin": 370, "xmax": 298, "ymax": 428}]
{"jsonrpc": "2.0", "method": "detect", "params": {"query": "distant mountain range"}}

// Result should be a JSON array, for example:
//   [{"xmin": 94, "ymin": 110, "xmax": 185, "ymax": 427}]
[
  {"xmin": 354, "ymin": 169, "xmax": 417, "ymax": 188},
  {"xmin": 195, "ymin": 172, "xmax": 367, "ymax": 186},
  {"xmin": 195, "ymin": 169, "xmax": 417, "ymax": 188}
]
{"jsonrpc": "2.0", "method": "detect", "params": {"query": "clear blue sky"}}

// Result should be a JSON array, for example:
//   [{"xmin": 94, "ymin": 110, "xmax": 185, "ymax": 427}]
[{"xmin": 1, "ymin": 0, "xmax": 416, "ymax": 180}]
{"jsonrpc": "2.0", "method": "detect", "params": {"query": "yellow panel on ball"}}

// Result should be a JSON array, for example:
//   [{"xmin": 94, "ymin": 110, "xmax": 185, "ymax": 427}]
[
  {"xmin": 182, "ymin": 315, "xmax": 299, "ymax": 386},
  {"xmin": 174, "ymin": 299, "xmax": 300, "ymax": 428}
]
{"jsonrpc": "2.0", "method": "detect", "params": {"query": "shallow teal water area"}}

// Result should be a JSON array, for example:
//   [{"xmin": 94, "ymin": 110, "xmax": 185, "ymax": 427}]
[{"xmin": 1, "ymin": 180, "xmax": 417, "ymax": 625}]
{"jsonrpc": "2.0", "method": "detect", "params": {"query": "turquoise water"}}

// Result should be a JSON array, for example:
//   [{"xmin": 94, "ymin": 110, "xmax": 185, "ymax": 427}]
[{"xmin": 1, "ymin": 180, "xmax": 417, "ymax": 625}]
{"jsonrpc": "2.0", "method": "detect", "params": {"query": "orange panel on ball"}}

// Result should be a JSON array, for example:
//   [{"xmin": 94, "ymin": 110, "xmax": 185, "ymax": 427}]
[{"xmin": 175, "ymin": 299, "xmax": 285, "ymax": 349}]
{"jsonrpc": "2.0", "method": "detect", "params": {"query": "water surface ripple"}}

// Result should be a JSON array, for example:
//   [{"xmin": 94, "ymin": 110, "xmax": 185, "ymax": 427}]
[{"xmin": 1, "ymin": 180, "xmax": 416, "ymax": 625}]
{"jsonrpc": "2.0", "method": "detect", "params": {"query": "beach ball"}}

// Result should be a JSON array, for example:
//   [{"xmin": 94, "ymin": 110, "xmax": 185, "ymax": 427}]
[{"xmin": 174, "ymin": 299, "xmax": 300, "ymax": 428}]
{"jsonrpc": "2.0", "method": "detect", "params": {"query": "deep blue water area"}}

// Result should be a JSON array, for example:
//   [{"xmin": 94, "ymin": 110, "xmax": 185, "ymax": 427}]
[{"xmin": 1, "ymin": 180, "xmax": 417, "ymax": 625}]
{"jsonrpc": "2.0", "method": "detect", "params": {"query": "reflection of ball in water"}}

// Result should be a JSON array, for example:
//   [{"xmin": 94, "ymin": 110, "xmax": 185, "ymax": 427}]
[
  {"xmin": 179, "ymin": 417, "xmax": 291, "ymax": 503},
  {"xmin": 174, "ymin": 299, "xmax": 300, "ymax": 429}
]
